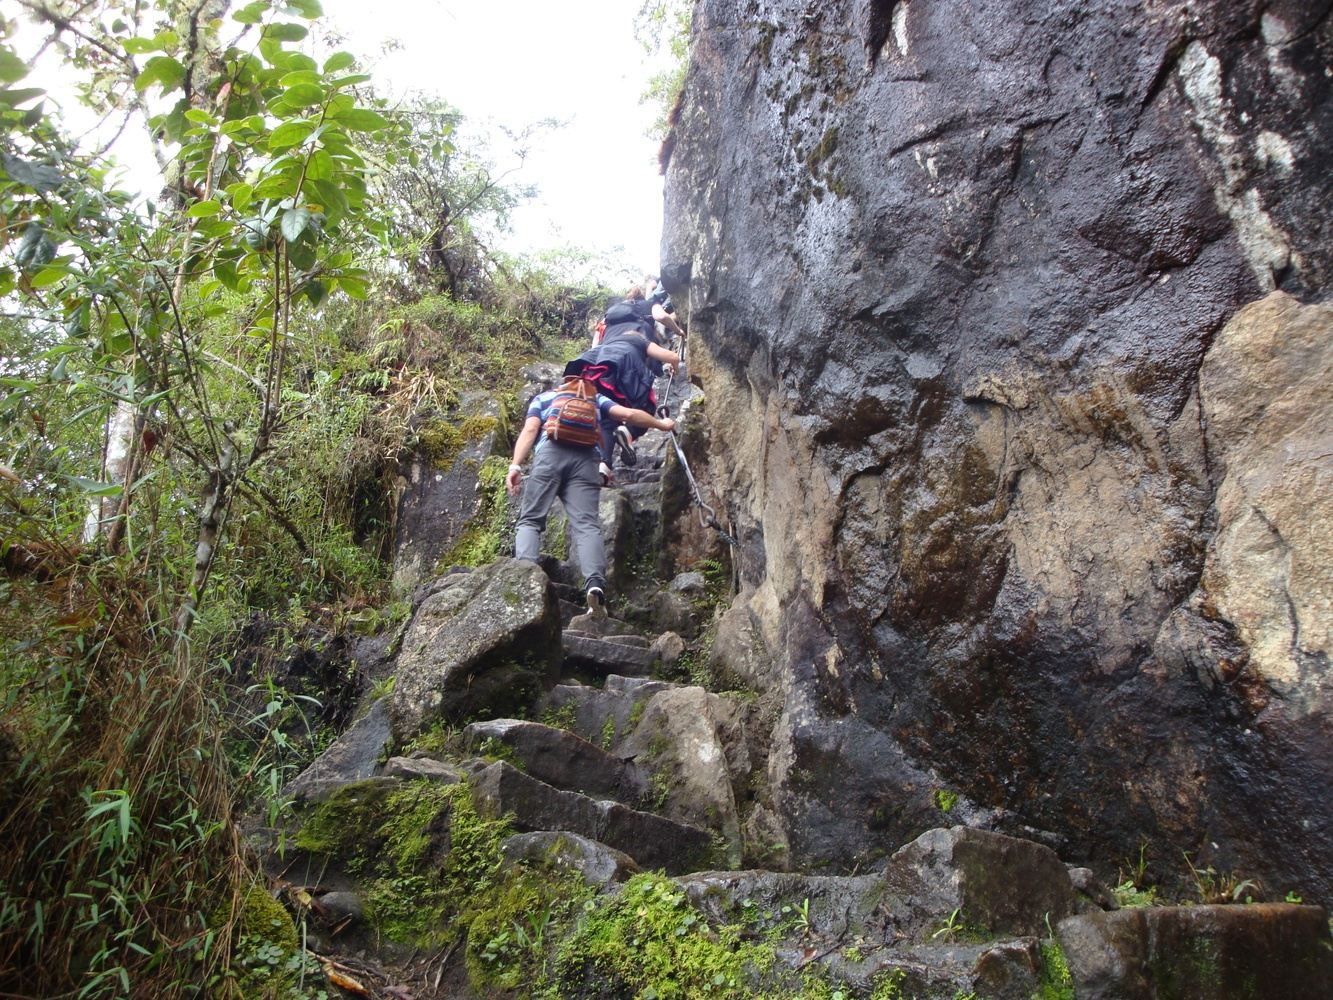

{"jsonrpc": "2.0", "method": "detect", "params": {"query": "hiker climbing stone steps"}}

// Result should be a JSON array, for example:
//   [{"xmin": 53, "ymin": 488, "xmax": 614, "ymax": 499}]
[{"xmin": 507, "ymin": 373, "xmax": 675, "ymax": 611}]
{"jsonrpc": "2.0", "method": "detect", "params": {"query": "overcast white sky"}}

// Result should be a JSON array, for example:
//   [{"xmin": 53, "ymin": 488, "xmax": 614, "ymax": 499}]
[
  {"xmin": 319, "ymin": 0, "xmax": 669, "ymax": 279},
  {"xmin": 21, "ymin": 0, "xmax": 670, "ymax": 283}
]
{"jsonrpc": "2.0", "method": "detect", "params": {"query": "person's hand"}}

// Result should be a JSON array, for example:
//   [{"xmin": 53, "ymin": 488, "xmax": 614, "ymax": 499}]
[
  {"xmin": 659, "ymin": 417, "xmax": 676, "ymax": 434},
  {"xmin": 506, "ymin": 463, "xmax": 523, "ymax": 496},
  {"xmin": 663, "ymin": 363, "xmax": 675, "ymax": 377}
]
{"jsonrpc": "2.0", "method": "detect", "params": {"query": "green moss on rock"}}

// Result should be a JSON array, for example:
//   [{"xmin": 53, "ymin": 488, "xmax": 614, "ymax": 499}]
[
  {"xmin": 550, "ymin": 873, "xmax": 775, "ymax": 999},
  {"xmin": 293, "ymin": 779, "xmax": 510, "ymax": 947},
  {"xmin": 438, "ymin": 455, "xmax": 513, "ymax": 569}
]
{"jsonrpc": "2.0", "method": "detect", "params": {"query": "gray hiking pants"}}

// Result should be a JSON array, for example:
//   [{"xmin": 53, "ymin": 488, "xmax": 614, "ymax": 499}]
[{"xmin": 514, "ymin": 441, "xmax": 606, "ymax": 592}]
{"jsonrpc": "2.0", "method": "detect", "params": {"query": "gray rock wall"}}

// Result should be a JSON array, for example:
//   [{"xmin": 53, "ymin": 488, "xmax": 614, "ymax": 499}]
[{"xmin": 663, "ymin": 0, "xmax": 1332, "ymax": 896}]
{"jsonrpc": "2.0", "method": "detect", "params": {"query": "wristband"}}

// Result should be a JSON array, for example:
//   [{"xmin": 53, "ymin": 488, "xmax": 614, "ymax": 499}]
[{"xmin": 509, "ymin": 463, "xmax": 522, "ymax": 474}]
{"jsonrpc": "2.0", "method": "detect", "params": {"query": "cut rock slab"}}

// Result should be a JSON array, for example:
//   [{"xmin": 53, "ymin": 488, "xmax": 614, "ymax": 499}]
[
  {"xmin": 880, "ymin": 825, "xmax": 1079, "ymax": 940},
  {"xmin": 618, "ymin": 685, "xmax": 742, "ymax": 865},
  {"xmin": 562, "ymin": 631, "xmax": 659, "ymax": 675},
  {"xmin": 537, "ymin": 675, "xmax": 677, "ymax": 747},
  {"xmin": 1057, "ymin": 902, "xmax": 1333, "ymax": 1000},
  {"xmin": 389, "ymin": 557, "xmax": 560, "ymax": 740},
  {"xmin": 500, "ymin": 830, "xmax": 639, "ymax": 886},
  {"xmin": 463, "ymin": 718, "xmax": 648, "ymax": 806},
  {"xmin": 380, "ymin": 755, "xmax": 465, "ymax": 784},
  {"xmin": 284, "ymin": 699, "xmax": 390, "ymax": 802},
  {"xmin": 468, "ymin": 760, "xmax": 714, "ymax": 875}
]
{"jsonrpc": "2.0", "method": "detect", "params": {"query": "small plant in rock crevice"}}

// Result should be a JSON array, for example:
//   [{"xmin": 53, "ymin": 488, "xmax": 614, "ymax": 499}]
[{"xmin": 1036, "ymin": 936, "xmax": 1076, "ymax": 1000}]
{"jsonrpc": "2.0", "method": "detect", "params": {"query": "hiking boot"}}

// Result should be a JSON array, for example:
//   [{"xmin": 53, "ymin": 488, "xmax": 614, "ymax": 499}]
[
  {"xmin": 598, "ymin": 461, "xmax": 614, "ymax": 486},
  {"xmin": 614, "ymin": 425, "xmax": 637, "ymax": 466},
  {"xmin": 585, "ymin": 585, "xmax": 605, "ymax": 614}
]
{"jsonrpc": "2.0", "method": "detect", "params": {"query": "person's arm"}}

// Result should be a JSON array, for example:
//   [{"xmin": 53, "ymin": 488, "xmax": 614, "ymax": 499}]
[
  {"xmin": 645, "ymin": 341, "xmax": 680, "ymax": 367},
  {"xmin": 608, "ymin": 403, "xmax": 675, "ymax": 434},
  {"xmin": 653, "ymin": 302, "xmax": 684, "ymax": 338},
  {"xmin": 506, "ymin": 415, "xmax": 542, "ymax": 495}
]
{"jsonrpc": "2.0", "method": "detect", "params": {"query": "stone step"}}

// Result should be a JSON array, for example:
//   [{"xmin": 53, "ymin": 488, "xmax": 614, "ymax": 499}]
[
  {"xmin": 467, "ymin": 760, "xmax": 716, "ymax": 875},
  {"xmin": 564, "ymin": 631, "xmax": 651, "ymax": 648},
  {"xmin": 537, "ymin": 676, "xmax": 679, "ymax": 746},
  {"xmin": 564, "ymin": 607, "xmax": 636, "ymax": 638},
  {"xmin": 562, "ymin": 631, "xmax": 659, "ymax": 676},
  {"xmin": 462, "ymin": 718, "xmax": 649, "ymax": 806}
]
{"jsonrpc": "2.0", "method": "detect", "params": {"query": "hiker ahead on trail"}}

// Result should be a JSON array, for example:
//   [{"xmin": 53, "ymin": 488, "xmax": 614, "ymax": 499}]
[
  {"xmin": 591, "ymin": 282, "xmax": 684, "ymax": 347},
  {"xmin": 507, "ymin": 376, "xmax": 676, "ymax": 610},
  {"xmin": 568, "ymin": 285, "xmax": 681, "ymax": 469}
]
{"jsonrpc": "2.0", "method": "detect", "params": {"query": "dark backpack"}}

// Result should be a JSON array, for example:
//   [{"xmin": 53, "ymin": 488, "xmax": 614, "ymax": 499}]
[
  {"xmin": 603, "ymin": 300, "xmax": 653, "ymax": 335},
  {"xmin": 543, "ymin": 379, "xmax": 601, "ymax": 448}
]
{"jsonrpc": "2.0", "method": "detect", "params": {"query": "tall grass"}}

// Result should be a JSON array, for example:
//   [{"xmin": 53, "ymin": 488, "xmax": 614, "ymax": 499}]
[{"xmin": 0, "ymin": 551, "xmax": 251, "ymax": 998}]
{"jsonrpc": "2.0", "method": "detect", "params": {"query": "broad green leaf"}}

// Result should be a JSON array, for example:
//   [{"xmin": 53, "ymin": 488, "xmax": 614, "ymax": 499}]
[
  {"xmin": 0, "ymin": 87, "xmax": 45, "ymax": 107},
  {"xmin": 67, "ymin": 477, "xmax": 123, "ymax": 498},
  {"xmin": 263, "ymin": 22, "xmax": 309, "ymax": 42},
  {"xmin": 323, "ymin": 52, "xmax": 355, "ymax": 73},
  {"xmin": 233, "ymin": 1, "xmax": 269, "ymax": 24},
  {"xmin": 29, "ymin": 265, "xmax": 68, "ymax": 289},
  {"xmin": 283, "ymin": 0, "xmax": 324, "ymax": 17},
  {"xmin": 331, "ymin": 108, "xmax": 387, "ymax": 132},
  {"xmin": 287, "ymin": 239, "xmax": 315, "ymax": 270},
  {"xmin": 0, "ymin": 267, "xmax": 14, "ymax": 297},
  {"xmin": 305, "ymin": 148, "xmax": 333, "ymax": 180},
  {"xmin": 266, "ymin": 119, "xmax": 316, "ymax": 150},
  {"xmin": 280, "ymin": 206, "xmax": 311, "ymax": 242},
  {"xmin": 329, "ymin": 73, "xmax": 372, "ymax": 88},
  {"xmin": 303, "ymin": 279, "xmax": 327, "ymax": 306},
  {"xmin": 336, "ymin": 275, "xmax": 366, "ymax": 299},
  {"xmin": 134, "ymin": 56, "xmax": 186, "ymax": 93},
  {"xmin": 274, "ymin": 51, "xmax": 317, "ymax": 73},
  {"xmin": 309, "ymin": 178, "xmax": 347, "ymax": 218},
  {"xmin": 253, "ymin": 173, "xmax": 297, "ymax": 199},
  {"xmin": 227, "ymin": 181, "xmax": 254, "ymax": 210},
  {"xmin": 279, "ymin": 70, "xmax": 321, "ymax": 88},
  {"xmin": 215, "ymin": 260, "xmax": 241, "ymax": 290},
  {"xmin": 1, "ymin": 151, "xmax": 63, "ymax": 193},
  {"xmin": 282, "ymin": 82, "xmax": 324, "ymax": 107},
  {"xmin": 0, "ymin": 49, "xmax": 27, "ymax": 84},
  {"xmin": 123, "ymin": 37, "xmax": 157, "ymax": 55},
  {"xmin": 194, "ymin": 218, "xmax": 233, "ymax": 239},
  {"xmin": 184, "ymin": 108, "xmax": 216, "ymax": 124},
  {"xmin": 186, "ymin": 199, "xmax": 222, "ymax": 217}
]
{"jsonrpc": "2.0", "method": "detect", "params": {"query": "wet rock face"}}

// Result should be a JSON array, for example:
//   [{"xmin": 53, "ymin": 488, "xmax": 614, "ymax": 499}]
[
  {"xmin": 663, "ymin": 0, "xmax": 1332, "ymax": 893},
  {"xmin": 1057, "ymin": 903, "xmax": 1333, "ymax": 999}
]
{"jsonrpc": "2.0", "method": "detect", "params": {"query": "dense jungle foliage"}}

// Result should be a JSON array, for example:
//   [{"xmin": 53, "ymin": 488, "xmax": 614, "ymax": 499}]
[{"xmin": 0, "ymin": 2, "xmax": 609, "ymax": 995}]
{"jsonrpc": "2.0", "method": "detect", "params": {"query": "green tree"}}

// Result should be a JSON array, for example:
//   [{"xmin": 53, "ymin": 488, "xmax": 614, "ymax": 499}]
[
  {"xmin": 0, "ymin": 3, "xmax": 403, "ymax": 994},
  {"xmin": 635, "ymin": 0, "xmax": 693, "ymax": 140}
]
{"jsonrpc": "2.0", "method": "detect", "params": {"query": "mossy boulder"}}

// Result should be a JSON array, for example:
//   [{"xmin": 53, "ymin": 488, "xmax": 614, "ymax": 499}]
[
  {"xmin": 389, "ymin": 557, "xmax": 560, "ymax": 741},
  {"xmin": 393, "ymin": 390, "xmax": 508, "ymax": 592}
]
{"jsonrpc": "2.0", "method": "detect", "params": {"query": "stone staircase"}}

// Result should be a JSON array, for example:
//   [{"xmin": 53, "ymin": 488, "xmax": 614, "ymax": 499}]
[{"xmin": 258, "ymin": 365, "xmax": 1333, "ymax": 999}]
